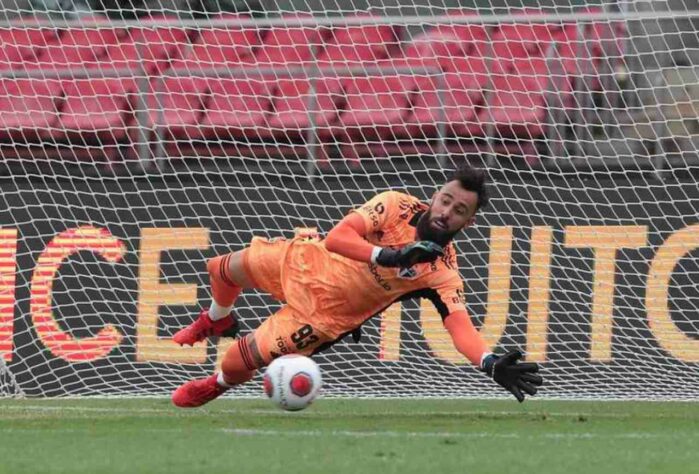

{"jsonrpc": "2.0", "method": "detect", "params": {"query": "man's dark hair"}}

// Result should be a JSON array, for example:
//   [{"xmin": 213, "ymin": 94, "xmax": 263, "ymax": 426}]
[{"xmin": 448, "ymin": 165, "xmax": 489, "ymax": 210}]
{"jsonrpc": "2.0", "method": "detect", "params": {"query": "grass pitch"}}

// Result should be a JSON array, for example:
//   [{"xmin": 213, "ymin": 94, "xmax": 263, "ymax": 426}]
[{"xmin": 1, "ymin": 398, "xmax": 697, "ymax": 474}]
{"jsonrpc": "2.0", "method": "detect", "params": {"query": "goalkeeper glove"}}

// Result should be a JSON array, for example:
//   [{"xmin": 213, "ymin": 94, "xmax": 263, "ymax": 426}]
[
  {"xmin": 375, "ymin": 241, "xmax": 444, "ymax": 268},
  {"xmin": 481, "ymin": 351, "xmax": 543, "ymax": 403}
]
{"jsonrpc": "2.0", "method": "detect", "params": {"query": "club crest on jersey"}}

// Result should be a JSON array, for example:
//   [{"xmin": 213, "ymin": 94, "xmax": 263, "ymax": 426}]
[{"xmin": 397, "ymin": 266, "xmax": 418, "ymax": 279}]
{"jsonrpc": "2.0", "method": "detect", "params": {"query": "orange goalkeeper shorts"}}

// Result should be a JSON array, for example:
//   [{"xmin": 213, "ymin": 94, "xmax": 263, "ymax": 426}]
[
  {"xmin": 242, "ymin": 236, "xmax": 291, "ymax": 302},
  {"xmin": 248, "ymin": 305, "xmax": 333, "ymax": 365},
  {"xmin": 242, "ymin": 236, "xmax": 334, "ymax": 365}
]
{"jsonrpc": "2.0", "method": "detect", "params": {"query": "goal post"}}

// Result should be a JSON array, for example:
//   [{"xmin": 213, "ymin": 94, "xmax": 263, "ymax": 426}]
[{"xmin": 0, "ymin": 1, "xmax": 697, "ymax": 399}]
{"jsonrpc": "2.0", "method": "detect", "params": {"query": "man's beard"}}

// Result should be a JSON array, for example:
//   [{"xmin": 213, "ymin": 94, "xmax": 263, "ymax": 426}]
[{"xmin": 415, "ymin": 211, "xmax": 459, "ymax": 247}]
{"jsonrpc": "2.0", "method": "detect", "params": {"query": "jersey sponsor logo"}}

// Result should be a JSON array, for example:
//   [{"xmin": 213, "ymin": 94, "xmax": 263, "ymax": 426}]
[
  {"xmin": 454, "ymin": 288, "xmax": 466, "ymax": 306},
  {"xmin": 368, "ymin": 263, "xmax": 391, "ymax": 291},
  {"xmin": 397, "ymin": 266, "xmax": 418, "ymax": 279},
  {"xmin": 362, "ymin": 202, "xmax": 384, "ymax": 229}
]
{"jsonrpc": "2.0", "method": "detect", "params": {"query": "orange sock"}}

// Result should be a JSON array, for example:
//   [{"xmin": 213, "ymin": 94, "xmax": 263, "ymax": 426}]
[
  {"xmin": 207, "ymin": 254, "xmax": 242, "ymax": 319},
  {"xmin": 220, "ymin": 336, "xmax": 257, "ymax": 386}
]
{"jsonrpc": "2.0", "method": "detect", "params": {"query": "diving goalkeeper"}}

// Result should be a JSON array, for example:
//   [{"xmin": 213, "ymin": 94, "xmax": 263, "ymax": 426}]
[{"xmin": 171, "ymin": 164, "xmax": 542, "ymax": 407}]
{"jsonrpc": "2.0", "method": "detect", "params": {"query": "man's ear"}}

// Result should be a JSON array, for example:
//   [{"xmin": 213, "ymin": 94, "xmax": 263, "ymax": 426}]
[{"xmin": 466, "ymin": 216, "xmax": 476, "ymax": 227}]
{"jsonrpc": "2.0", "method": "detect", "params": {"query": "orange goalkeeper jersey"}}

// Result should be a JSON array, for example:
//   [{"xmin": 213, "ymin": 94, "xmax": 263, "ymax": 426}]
[{"xmin": 281, "ymin": 191, "xmax": 467, "ymax": 339}]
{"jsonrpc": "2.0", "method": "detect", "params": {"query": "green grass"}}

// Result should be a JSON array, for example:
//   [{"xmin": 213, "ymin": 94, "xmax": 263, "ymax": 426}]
[{"xmin": 1, "ymin": 398, "xmax": 697, "ymax": 474}]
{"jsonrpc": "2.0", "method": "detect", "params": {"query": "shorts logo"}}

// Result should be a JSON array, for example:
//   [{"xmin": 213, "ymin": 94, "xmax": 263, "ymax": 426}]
[{"xmin": 274, "ymin": 336, "xmax": 291, "ymax": 358}]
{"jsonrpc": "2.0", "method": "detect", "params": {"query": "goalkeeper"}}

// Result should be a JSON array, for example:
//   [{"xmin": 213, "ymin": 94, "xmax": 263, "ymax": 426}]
[{"xmin": 172, "ymin": 164, "xmax": 542, "ymax": 407}]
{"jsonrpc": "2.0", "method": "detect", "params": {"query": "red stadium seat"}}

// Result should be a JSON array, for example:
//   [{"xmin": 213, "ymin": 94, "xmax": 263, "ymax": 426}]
[
  {"xmin": 490, "ymin": 24, "xmax": 548, "ymax": 68},
  {"xmin": 331, "ymin": 74, "xmax": 413, "ymax": 145},
  {"xmin": 0, "ymin": 43, "xmax": 34, "ymax": 69},
  {"xmin": 434, "ymin": 11, "xmax": 489, "ymax": 56},
  {"xmin": 146, "ymin": 77, "xmax": 208, "ymax": 140},
  {"xmin": 255, "ymin": 13, "xmax": 325, "ymax": 68},
  {"xmin": 0, "ymin": 18, "xmax": 59, "ymax": 49},
  {"xmin": 267, "ymin": 76, "xmax": 343, "ymax": 139},
  {"xmin": 198, "ymin": 78, "xmax": 272, "ymax": 141},
  {"xmin": 317, "ymin": 15, "xmax": 397, "ymax": 70},
  {"xmin": 28, "ymin": 20, "xmax": 121, "ymax": 70},
  {"xmin": 0, "ymin": 78, "xmax": 61, "ymax": 141},
  {"xmin": 102, "ymin": 15, "xmax": 190, "ymax": 74},
  {"xmin": 186, "ymin": 14, "xmax": 260, "ymax": 70},
  {"xmin": 28, "ymin": 41, "xmax": 96, "ymax": 70},
  {"xmin": 398, "ymin": 56, "xmax": 492, "ymax": 139},
  {"xmin": 484, "ymin": 73, "xmax": 547, "ymax": 138},
  {"xmin": 53, "ymin": 78, "xmax": 136, "ymax": 144},
  {"xmin": 402, "ymin": 31, "xmax": 468, "ymax": 69}
]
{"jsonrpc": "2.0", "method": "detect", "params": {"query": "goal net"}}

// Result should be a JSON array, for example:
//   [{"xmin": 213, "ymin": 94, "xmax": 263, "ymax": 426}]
[{"xmin": 0, "ymin": 1, "xmax": 697, "ymax": 400}]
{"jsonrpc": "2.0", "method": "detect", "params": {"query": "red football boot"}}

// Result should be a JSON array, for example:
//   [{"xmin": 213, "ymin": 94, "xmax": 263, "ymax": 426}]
[
  {"xmin": 172, "ymin": 374, "xmax": 228, "ymax": 408},
  {"xmin": 173, "ymin": 309, "xmax": 239, "ymax": 346}
]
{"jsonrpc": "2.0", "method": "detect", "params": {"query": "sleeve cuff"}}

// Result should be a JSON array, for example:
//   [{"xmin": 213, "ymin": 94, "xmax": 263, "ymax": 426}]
[
  {"xmin": 370, "ymin": 246, "xmax": 383, "ymax": 264},
  {"xmin": 479, "ymin": 352, "xmax": 494, "ymax": 370}
]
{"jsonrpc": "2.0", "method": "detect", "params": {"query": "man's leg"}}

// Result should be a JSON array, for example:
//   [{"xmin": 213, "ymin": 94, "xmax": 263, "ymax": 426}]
[
  {"xmin": 174, "ymin": 237, "xmax": 289, "ymax": 346},
  {"xmin": 172, "ymin": 306, "xmax": 330, "ymax": 408},
  {"xmin": 173, "ymin": 250, "xmax": 258, "ymax": 346},
  {"xmin": 171, "ymin": 336, "xmax": 257, "ymax": 408}
]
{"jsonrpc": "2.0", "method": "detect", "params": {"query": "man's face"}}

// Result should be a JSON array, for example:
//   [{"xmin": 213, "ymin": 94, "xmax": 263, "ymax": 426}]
[{"xmin": 416, "ymin": 180, "xmax": 479, "ymax": 246}]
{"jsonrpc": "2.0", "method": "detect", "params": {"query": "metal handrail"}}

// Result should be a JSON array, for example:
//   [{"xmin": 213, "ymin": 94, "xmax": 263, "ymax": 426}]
[{"xmin": 0, "ymin": 10, "xmax": 698, "ymax": 29}]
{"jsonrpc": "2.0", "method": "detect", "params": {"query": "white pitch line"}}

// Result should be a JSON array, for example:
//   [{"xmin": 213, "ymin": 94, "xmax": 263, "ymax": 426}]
[
  {"xmin": 221, "ymin": 428, "xmax": 678, "ymax": 440},
  {"xmin": 0, "ymin": 404, "xmax": 692, "ymax": 421},
  {"xmin": 0, "ymin": 427, "xmax": 681, "ymax": 440}
]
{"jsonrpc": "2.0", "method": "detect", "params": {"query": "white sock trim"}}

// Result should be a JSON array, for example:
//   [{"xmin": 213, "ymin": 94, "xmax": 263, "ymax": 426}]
[
  {"xmin": 209, "ymin": 302, "xmax": 234, "ymax": 321},
  {"xmin": 216, "ymin": 372, "xmax": 233, "ymax": 388}
]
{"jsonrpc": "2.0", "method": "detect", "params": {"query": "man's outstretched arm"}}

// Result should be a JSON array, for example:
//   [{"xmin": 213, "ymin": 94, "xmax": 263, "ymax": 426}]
[
  {"xmin": 325, "ymin": 214, "xmax": 443, "ymax": 268},
  {"xmin": 444, "ymin": 310, "xmax": 543, "ymax": 402},
  {"xmin": 324, "ymin": 213, "xmax": 376, "ymax": 263}
]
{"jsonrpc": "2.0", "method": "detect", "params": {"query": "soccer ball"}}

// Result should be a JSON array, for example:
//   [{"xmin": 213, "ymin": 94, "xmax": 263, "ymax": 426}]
[{"xmin": 263, "ymin": 355, "xmax": 322, "ymax": 411}]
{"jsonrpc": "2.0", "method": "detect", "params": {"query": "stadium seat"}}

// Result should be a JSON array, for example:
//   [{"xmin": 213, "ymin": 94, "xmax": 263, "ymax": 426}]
[
  {"xmin": 491, "ymin": 23, "xmax": 553, "ymax": 69},
  {"xmin": 28, "ymin": 20, "xmax": 121, "ymax": 70},
  {"xmin": 0, "ymin": 78, "xmax": 61, "ymax": 141},
  {"xmin": 402, "ymin": 31, "xmax": 468, "ymax": 70},
  {"xmin": 101, "ymin": 15, "xmax": 190, "ymax": 75},
  {"xmin": 327, "ymin": 74, "xmax": 413, "ymax": 157},
  {"xmin": 28, "ymin": 40, "xmax": 97, "ymax": 70},
  {"xmin": 0, "ymin": 18, "xmax": 59, "ymax": 50},
  {"xmin": 484, "ymin": 73, "xmax": 548, "ymax": 139},
  {"xmin": 255, "ymin": 13, "xmax": 326, "ymax": 69},
  {"xmin": 0, "ymin": 43, "xmax": 34, "ymax": 69},
  {"xmin": 198, "ymin": 77, "xmax": 273, "ymax": 141},
  {"xmin": 146, "ymin": 77, "xmax": 208, "ymax": 140},
  {"xmin": 52, "ymin": 78, "xmax": 136, "ymax": 144},
  {"xmin": 317, "ymin": 14, "xmax": 397, "ymax": 71},
  {"xmin": 434, "ymin": 11, "xmax": 489, "ymax": 56},
  {"xmin": 398, "ymin": 56, "xmax": 492, "ymax": 139},
  {"xmin": 182, "ymin": 14, "xmax": 260, "ymax": 72},
  {"xmin": 267, "ymin": 76, "xmax": 343, "ymax": 140}
]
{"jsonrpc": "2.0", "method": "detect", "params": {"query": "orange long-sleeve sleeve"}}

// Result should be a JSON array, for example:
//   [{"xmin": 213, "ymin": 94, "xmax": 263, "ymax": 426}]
[
  {"xmin": 324, "ymin": 213, "xmax": 376, "ymax": 263},
  {"xmin": 443, "ymin": 310, "xmax": 490, "ymax": 367}
]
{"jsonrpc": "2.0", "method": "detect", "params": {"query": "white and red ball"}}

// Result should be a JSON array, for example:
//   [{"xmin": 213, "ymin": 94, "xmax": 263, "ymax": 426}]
[{"xmin": 263, "ymin": 355, "xmax": 322, "ymax": 411}]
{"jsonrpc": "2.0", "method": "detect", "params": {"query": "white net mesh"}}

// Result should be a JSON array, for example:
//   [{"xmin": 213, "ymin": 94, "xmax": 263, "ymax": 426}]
[{"xmin": 0, "ymin": 1, "xmax": 697, "ymax": 399}]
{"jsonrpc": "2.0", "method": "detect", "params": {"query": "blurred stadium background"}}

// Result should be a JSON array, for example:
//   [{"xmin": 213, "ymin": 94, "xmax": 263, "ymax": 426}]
[{"xmin": 0, "ymin": 0, "xmax": 696, "ymax": 403}]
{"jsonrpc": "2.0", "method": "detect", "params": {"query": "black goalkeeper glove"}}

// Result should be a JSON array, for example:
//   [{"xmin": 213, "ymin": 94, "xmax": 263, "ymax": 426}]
[
  {"xmin": 481, "ymin": 351, "xmax": 543, "ymax": 403},
  {"xmin": 375, "ymin": 241, "xmax": 444, "ymax": 268}
]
